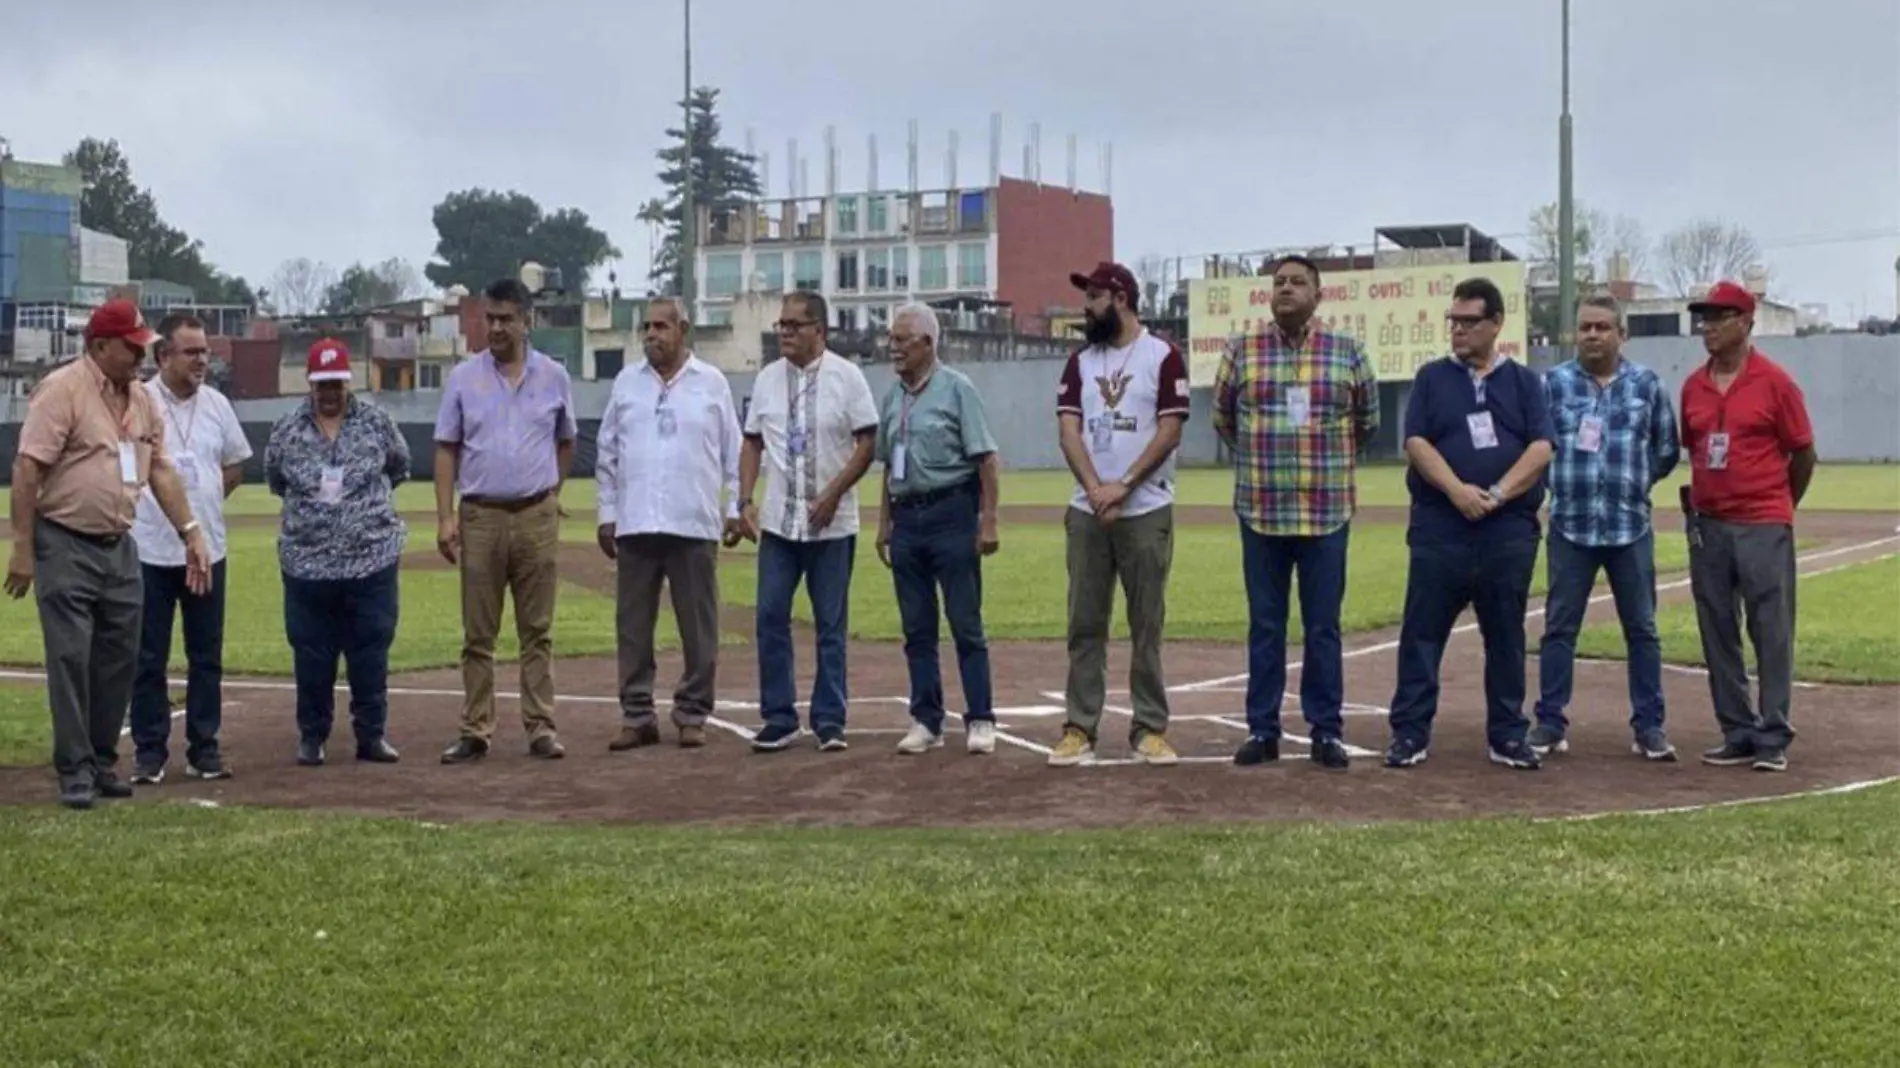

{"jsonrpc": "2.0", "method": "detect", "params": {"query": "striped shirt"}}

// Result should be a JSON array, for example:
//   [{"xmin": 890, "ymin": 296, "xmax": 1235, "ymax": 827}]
[
  {"xmin": 1213, "ymin": 324, "xmax": 1380, "ymax": 537},
  {"xmin": 1543, "ymin": 357, "xmax": 1681, "ymax": 547}
]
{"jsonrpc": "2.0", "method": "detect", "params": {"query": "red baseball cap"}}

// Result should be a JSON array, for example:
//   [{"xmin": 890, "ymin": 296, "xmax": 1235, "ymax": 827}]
[
  {"xmin": 1070, "ymin": 261, "xmax": 1140, "ymax": 309},
  {"xmin": 84, "ymin": 299, "xmax": 158, "ymax": 347},
  {"xmin": 1687, "ymin": 280, "xmax": 1757, "ymax": 317},
  {"xmin": 306, "ymin": 338, "xmax": 353, "ymax": 382}
]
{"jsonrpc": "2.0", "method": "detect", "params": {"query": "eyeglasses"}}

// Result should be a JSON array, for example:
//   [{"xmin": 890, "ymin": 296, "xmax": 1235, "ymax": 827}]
[
  {"xmin": 774, "ymin": 318, "xmax": 818, "ymax": 333},
  {"xmin": 1446, "ymin": 314, "xmax": 1494, "ymax": 330}
]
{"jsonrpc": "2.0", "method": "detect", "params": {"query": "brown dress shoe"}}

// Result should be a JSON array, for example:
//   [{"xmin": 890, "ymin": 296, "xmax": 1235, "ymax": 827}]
[
  {"xmin": 608, "ymin": 724, "xmax": 661, "ymax": 752},
  {"xmin": 529, "ymin": 735, "xmax": 566, "ymax": 759},
  {"xmin": 678, "ymin": 725, "xmax": 707, "ymax": 749}
]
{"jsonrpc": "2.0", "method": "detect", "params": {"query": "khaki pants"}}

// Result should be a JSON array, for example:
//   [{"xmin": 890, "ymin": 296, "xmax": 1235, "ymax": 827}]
[
  {"xmin": 457, "ymin": 495, "xmax": 560, "ymax": 742},
  {"xmin": 1064, "ymin": 504, "xmax": 1173, "ymax": 742}
]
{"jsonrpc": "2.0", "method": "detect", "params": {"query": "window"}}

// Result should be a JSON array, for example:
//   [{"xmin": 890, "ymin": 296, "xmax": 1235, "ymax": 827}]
[
  {"xmin": 706, "ymin": 253, "xmax": 743, "ymax": 297},
  {"xmin": 866, "ymin": 248, "xmax": 891, "ymax": 291},
  {"xmin": 836, "ymin": 251, "xmax": 859, "ymax": 292},
  {"xmin": 418, "ymin": 362, "xmax": 443, "ymax": 389},
  {"xmin": 867, "ymin": 305, "xmax": 890, "ymax": 330},
  {"xmin": 957, "ymin": 243, "xmax": 987, "ymax": 288},
  {"xmin": 794, "ymin": 250, "xmax": 823, "ymax": 290},
  {"xmin": 867, "ymin": 196, "xmax": 888, "ymax": 234},
  {"xmin": 834, "ymin": 305, "xmax": 857, "ymax": 331},
  {"xmin": 756, "ymin": 253, "xmax": 785, "ymax": 293},
  {"xmin": 835, "ymin": 196, "xmax": 858, "ymax": 236},
  {"xmin": 919, "ymin": 246, "xmax": 948, "ymax": 290},
  {"xmin": 893, "ymin": 247, "xmax": 910, "ymax": 290},
  {"xmin": 382, "ymin": 320, "xmax": 404, "ymax": 338},
  {"xmin": 705, "ymin": 308, "xmax": 733, "ymax": 327},
  {"xmin": 593, "ymin": 348, "xmax": 624, "ymax": 379}
]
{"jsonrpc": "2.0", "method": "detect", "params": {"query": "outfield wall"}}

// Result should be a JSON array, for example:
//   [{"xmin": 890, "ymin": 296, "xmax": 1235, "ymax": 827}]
[{"xmin": 1, "ymin": 335, "xmax": 1894, "ymax": 484}]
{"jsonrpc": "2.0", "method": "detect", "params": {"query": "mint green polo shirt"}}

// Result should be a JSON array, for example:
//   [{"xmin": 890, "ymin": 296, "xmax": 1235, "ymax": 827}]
[{"xmin": 875, "ymin": 365, "xmax": 997, "ymax": 497}]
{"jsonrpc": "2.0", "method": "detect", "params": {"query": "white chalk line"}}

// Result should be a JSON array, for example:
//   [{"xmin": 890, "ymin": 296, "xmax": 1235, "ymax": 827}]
[{"xmin": 1546, "ymin": 775, "xmax": 1900, "ymax": 822}]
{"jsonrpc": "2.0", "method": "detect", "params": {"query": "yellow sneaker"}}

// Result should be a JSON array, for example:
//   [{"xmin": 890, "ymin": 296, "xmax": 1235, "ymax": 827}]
[
  {"xmin": 1133, "ymin": 732, "xmax": 1180, "ymax": 767},
  {"xmin": 1046, "ymin": 727, "xmax": 1094, "ymax": 767}
]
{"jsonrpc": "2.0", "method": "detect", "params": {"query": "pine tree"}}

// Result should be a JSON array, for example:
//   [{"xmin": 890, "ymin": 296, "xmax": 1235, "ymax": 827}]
[{"xmin": 650, "ymin": 86, "xmax": 763, "ymax": 295}]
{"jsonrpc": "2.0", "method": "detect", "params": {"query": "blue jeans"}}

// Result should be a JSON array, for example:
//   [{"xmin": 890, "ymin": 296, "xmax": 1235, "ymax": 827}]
[
  {"xmin": 1536, "ymin": 530, "xmax": 1665, "ymax": 735},
  {"xmin": 282, "ymin": 564, "xmax": 400, "ymax": 747},
  {"xmin": 1241, "ymin": 523, "xmax": 1350, "ymax": 742},
  {"xmin": 889, "ymin": 483, "xmax": 993, "ymax": 733},
  {"xmin": 1389, "ymin": 537, "xmax": 1539, "ymax": 750},
  {"xmin": 130, "ymin": 560, "xmax": 228, "ymax": 766},
  {"xmin": 757, "ymin": 532, "xmax": 856, "ymax": 733}
]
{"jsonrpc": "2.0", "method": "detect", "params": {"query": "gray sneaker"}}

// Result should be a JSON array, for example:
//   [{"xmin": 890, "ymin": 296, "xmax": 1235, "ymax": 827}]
[
  {"xmin": 1632, "ymin": 729, "xmax": 1678, "ymax": 762},
  {"xmin": 1528, "ymin": 724, "xmax": 1568, "ymax": 755},
  {"xmin": 130, "ymin": 760, "xmax": 165, "ymax": 785}
]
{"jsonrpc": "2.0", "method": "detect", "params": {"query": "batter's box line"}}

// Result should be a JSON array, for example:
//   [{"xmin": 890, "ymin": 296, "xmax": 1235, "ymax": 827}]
[
  {"xmin": 1038, "ymin": 690, "xmax": 1389, "ymax": 723},
  {"xmin": 1030, "ymin": 690, "xmax": 1382, "ymax": 761}
]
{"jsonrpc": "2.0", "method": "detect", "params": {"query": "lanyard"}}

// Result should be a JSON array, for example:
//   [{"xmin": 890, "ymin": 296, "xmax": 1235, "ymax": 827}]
[
  {"xmin": 898, "ymin": 370, "xmax": 935, "ymax": 442},
  {"xmin": 655, "ymin": 363, "xmax": 686, "ymax": 412},
  {"xmin": 162, "ymin": 387, "xmax": 200, "ymax": 451}
]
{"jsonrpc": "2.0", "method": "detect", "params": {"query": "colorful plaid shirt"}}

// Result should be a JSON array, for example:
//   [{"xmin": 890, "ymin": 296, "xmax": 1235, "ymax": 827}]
[
  {"xmin": 1543, "ymin": 357, "xmax": 1680, "ymax": 548},
  {"xmin": 1213, "ymin": 325, "xmax": 1379, "ymax": 537}
]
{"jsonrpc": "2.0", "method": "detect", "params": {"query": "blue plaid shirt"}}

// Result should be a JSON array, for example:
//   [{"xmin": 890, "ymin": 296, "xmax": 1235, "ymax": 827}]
[{"xmin": 1543, "ymin": 358, "xmax": 1680, "ymax": 547}]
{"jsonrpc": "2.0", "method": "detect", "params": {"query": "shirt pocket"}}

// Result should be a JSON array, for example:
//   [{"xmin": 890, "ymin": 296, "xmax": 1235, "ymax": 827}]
[
  {"xmin": 1556, "ymin": 398, "xmax": 1594, "ymax": 436},
  {"xmin": 1609, "ymin": 396, "xmax": 1650, "ymax": 433}
]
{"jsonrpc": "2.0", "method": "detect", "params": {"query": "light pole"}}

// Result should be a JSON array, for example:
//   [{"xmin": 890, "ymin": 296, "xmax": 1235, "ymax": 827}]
[
  {"xmin": 1556, "ymin": 0, "xmax": 1577, "ymax": 361},
  {"xmin": 679, "ymin": 0, "xmax": 696, "ymax": 323}
]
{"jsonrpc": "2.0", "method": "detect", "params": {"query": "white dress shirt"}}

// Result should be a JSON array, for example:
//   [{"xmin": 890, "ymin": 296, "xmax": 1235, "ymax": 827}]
[
  {"xmin": 744, "ymin": 350, "xmax": 879, "ymax": 542},
  {"xmin": 133, "ymin": 379, "xmax": 253, "ymax": 566},
  {"xmin": 596, "ymin": 354, "xmax": 742, "ymax": 541}
]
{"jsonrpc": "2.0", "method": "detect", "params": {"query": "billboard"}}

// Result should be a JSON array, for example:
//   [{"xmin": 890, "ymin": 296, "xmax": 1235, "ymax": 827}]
[{"xmin": 1186, "ymin": 260, "xmax": 1527, "ymax": 384}]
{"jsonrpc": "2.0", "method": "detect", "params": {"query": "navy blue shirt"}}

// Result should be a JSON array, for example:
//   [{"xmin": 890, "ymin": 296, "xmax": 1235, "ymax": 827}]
[{"xmin": 1403, "ymin": 356, "xmax": 1554, "ymax": 545}]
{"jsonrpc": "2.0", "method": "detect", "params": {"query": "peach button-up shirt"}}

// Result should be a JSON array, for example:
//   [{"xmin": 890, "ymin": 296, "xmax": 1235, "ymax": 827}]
[{"xmin": 17, "ymin": 357, "xmax": 172, "ymax": 537}]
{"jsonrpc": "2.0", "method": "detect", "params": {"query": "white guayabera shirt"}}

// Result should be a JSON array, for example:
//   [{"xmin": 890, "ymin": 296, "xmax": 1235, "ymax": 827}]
[
  {"xmin": 133, "ymin": 379, "xmax": 252, "ymax": 566},
  {"xmin": 744, "ymin": 350, "xmax": 879, "ymax": 542}
]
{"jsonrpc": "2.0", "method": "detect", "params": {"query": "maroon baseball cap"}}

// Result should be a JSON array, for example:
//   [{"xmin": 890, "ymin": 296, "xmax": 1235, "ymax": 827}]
[
  {"xmin": 1687, "ymin": 280, "xmax": 1757, "ymax": 317},
  {"xmin": 306, "ymin": 338, "xmax": 353, "ymax": 382},
  {"xmin": 84, "ymin": 299, "xmax": 158, "ymax": 346},
  {"xmin": 1070, "ymin": 261, "xmax": 1140, "ymax": 308}
]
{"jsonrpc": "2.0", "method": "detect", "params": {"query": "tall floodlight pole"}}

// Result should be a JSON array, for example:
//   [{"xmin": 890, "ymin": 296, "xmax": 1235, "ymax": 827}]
[
  {"xmin": 1556, "ymin": 0, "xmax": 1577, "ymax": 361},
  {"xmin": 680, "ymin": 0, "xmax": 697, "ymax": 320}
]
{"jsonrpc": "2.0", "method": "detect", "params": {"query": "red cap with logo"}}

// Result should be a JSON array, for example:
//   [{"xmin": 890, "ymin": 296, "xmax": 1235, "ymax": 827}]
[
  {"xmin": 306, "ymin": 338, "xmax": 353, "ymax": 382},
  {"xmin": 83, "ymin": 299, "xmax": 158, "ymax": 347},
  {"xmin": 1687, "ymin": 280, "xmax": 1757, "ymax": 317},
  {"xmin": 1070, "ymin": 261, "xmax": 1140, "ymax": 310}
]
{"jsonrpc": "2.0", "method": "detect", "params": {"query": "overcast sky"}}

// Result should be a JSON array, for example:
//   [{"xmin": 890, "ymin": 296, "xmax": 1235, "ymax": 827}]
[{"xmin": 4, "ymin": 0, "xmax": 1897, "ymax": 318}]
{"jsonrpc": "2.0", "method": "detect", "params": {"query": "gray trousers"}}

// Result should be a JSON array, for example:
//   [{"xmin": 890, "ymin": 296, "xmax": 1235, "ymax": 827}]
[
  {"xmin": 616, "ymin": 535, "xmax": 720, "ymax": 728},
  {"xmin": 34, "ymin": 518, "xmax": 143, "ymax": 785},
  {"xmin": 1688, "ymin": 516, "xmax": 1797, "ymax": 749},
  {"xmin": 1064, "ymin": 505, "xmax": 1174, "ymax": 741}
]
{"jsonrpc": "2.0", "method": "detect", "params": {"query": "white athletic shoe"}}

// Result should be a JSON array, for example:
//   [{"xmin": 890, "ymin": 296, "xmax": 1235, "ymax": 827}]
[
  {"xmin": 966, "ymin": 720, "xmax": 997, "ymax": 755},
  {"xmin": 896, "ymin": 723, "xmax": 943, "ymax": 755}
]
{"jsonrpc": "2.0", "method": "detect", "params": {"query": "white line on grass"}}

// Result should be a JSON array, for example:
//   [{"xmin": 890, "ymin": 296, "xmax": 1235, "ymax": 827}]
[{"xmin": 1546, "ymin": 775, "xmax": 1900, "ymax": 821}]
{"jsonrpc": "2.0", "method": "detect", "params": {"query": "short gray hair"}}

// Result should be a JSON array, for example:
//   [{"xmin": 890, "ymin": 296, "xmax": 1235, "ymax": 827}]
[
  {"xmin": 1577, "ymin": 293, "xmax": 1624, "ymax": 324},
  {"xmin": 647, "ymin": 296, "xmax": 691, "ymax": 326},
  {"xmin": 891, "ymin": 301, "xmax": 940, "ymax": 346}
]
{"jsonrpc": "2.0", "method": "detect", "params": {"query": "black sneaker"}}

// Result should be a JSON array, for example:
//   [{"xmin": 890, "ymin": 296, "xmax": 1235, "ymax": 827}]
[
  {"xmin": 59, "ymin": 780, "xmax": 95, "ymax": 810},
  {"xmin": 1631, "ymin": 729, "xmax": 1678, "ymax": 762},
  {"xmin": 1310, "ymin": 737, "xmax": 1351, "ymax": 771},
  {"xmin": 1752, "ymin": 746, "xmax": 1789, "ymax": 773},
  {"xmin": 130, "ymin": 760, "xmax": 166, "ymax": 785},
  {"xmin": 187, "ymin": 755, "xmax": 232, "ymax": 780},
  {"xmin": 95, "ymin": 770, "xmax": 135, "ymax": 798},
  {"xmin": 1233, "ymin": 736, "xmax": 1279, "ymax": 766},
  {"xmin": 297, "ymin": 739, "xmax": 326, "ymax": 767},
  {"xmin": 1528, "ymin": 723, "xmax": 1568, "ymax": 755},
  {"xmin": 1384, "ymin": 737, "xmax": 1429, "ymax": 768},
  {"xmin": 1701, "ymin": 741, "xmax": 1755, "ymax": 767},
  {"xmin": 1489, "ymin": 739, "xmax": 1543, "ymax": 770},
  {"xmin": 750, "ymin": 723, "xmax": 801, "ymax": 752},
  {"xmin": 814, "ymin": 727, "xmax": 849, "ymax": 752},
  {"xmin": 440, "ymin": 737, "xmax": 488, "ymax": 765}
]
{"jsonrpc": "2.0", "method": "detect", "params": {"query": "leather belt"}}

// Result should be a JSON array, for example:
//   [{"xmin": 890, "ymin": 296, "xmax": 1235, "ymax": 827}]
[{"xmin": 461, "ymin": 490, "xmax": 553, "ymax": 512}]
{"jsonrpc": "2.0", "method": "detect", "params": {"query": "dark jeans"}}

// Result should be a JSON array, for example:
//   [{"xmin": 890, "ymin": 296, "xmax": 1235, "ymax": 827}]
[
  {"xmin": 1535, "ymin": 531, "xmax": 1664, "ymax": 735},
  {"xmin": 282, "ymin": 564, "xmax": 400, "ymax": 747},
  {"xmin": 757, "ymin": 532, "xmax": 856, "ymax": 733},
  {"xmin": 1389, "ymin": 536, "xmax": 1539, "ymax": 750},
  {"xmin": 889, "ymin": 483, "xmax": 992, "ymax": 733},
  {"xmin": 1240, "ymin": 522, "xmax": 1350, "ymax": 742},
  {"xmin": 130, "ymin": 560, "xmax": 229, "ymax": 766}
]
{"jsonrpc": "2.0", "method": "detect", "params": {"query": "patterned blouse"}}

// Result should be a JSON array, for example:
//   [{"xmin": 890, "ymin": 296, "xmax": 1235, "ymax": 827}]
[{"xmin": 264, "ymin": 395, "xmax": 411, "ymax": 581}]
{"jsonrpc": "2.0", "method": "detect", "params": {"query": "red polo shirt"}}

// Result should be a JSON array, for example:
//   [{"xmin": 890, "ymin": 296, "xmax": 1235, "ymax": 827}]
[{"xmin": 1680, "ymin": 350, "xmax": 1813, "ymax": 525}]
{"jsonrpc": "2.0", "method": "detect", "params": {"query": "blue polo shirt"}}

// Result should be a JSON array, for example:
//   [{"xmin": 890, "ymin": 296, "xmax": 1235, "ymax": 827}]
[{"xmin": 1402, "ymin": 356, "xmax": 1554, "ymax": 546}]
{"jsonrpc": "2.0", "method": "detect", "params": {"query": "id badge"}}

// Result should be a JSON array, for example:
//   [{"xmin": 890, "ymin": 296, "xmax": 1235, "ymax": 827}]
[
  {"xmin": 1707, "ymin": 431, "xmax": 1730, "ymax": 471},
  {"xmin": 1089, "ymin": 416, "xmax": 1114, "ymax": 453},
  {"xmin": 118, "ymin": 442, "xmax": 139, "ymax": 484},
  {"xmin": 175, "ymin": 453, "xmax": 200, "ymax": 489},
  {"xmin": 789, "ymin": 428, "xmax": 808, "ymax": 456},
  {"xmin": 1576, "ymin": 415, "xmax": 1604, "ymax": 454},
  {"xmin": 1466, "ymin": 411, "xmax": 1499, "ymax": 450},
  {"xmin": 318, "ymin": 465, "xmax": 345, "ymax": 504},
  {"xmin": 1286, "ymin": 386, "xmax": 1312, "ymax": 429},
  {"xmin": 890, "ymin": 442, "xmax": 909, "ymax": 481},
  {"xmin": 657, "ymin": 407, "xmax": 678, "ymax": 439}
]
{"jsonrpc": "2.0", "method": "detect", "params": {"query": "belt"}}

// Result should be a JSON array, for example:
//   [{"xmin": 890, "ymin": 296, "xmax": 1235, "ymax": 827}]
[
  {"xmin": 889, "ymin": 480, "xmax": 976, "ymax": 510},
  {"xmin": 461, "ymin": 490, "xmax": 553, "ymax": 512},
  {"xmin": 41, "ymin": 517, "xmax": 126, "ymax": 547}
]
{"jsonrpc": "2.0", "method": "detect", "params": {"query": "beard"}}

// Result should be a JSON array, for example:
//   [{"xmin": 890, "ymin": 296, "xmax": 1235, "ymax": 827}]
[{"xmin": 1083, "ymin": 306, "xmax": 1123, "ymax": 346}]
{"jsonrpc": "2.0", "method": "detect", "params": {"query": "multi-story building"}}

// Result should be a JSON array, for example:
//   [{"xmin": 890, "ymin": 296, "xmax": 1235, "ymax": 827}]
[{"xmin": 691, "ymin": 175, "xmax": 1111, "ymax": 335}]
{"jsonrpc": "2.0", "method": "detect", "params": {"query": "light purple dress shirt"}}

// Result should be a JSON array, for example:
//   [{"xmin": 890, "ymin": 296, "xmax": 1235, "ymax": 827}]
[{"xmin": 433, "ymin": 349, "xmax": 578, "ymax": 500}]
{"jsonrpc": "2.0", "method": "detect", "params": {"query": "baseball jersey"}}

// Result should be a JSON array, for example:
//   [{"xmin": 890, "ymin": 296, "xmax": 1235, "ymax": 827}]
[{"xmin": 1056, "ymin": 329, "xmax": 1191, "ymax": 518}]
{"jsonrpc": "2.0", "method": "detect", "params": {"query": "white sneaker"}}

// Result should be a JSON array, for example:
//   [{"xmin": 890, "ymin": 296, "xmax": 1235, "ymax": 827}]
[
  {"xmin": 896, "ymin": 723, "xmax": 943, "ymax": 755},
  {"xmin": 966, "ymin": 720, "xmax": 996, "ymax": 755}
]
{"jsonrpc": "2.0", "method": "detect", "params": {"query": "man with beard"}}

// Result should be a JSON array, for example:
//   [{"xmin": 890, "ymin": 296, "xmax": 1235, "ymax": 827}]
[
  {"xmin": 265, "ymin": 340, "xmax": 410, "ymax": 767},
  {"xmin": 1212, "ymin": 255, "xmax": 1378, "ymax": 771},
  {"xmin": 1383, "ymin": 278, "xmax": 1553, "ymax": 771},
  {"xmin": 435, "ymin": 278, "xmax": 578, "ymax": 766},
  {"xmin": 1531, "ymin": 295, "xmax": 1680, "ymax": 763},
  {"xmin": 1047, "ymin": 261, "xmax": 1190, "ymax": 767},
  {"xmin": 595, "ymin": 298, "xmax": 746, "ymax": 750},
  {"xmin": 128, "ymin": 314, "xmax": 253, "ymax": 784},
  {"xmin": 1678, "ymin": 281, "xmax": 1816, "ymax": 773}
]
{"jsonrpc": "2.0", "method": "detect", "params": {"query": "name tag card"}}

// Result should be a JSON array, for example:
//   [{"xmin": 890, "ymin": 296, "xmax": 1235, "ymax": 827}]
[
  {"xmin": 318, "ymin": 465, "xmax": 345, "ymax": 504},
  {"xmin": 1707, "ymin": 432, "xmax": 1730, "ymax": 471},
  {"xmin": 1467, "ymin": 411, "xmax": 1499, "ymax": 450},
  {"xmin": 1090, "ymin": 416, "xmax": 1114, "ymax": 454},
  {"xmin": 118, "ymin": 442, "xmax": 139, "ymax": 484},
  {"xmin": 1576, "ymin": 415, "xmax": 1604, "ymax": 454},
  {"xmin": 890, "ymin": 443, "xmax": 909, "ymax": 481},
  {"xmin": 1286, "ymin": 386, "xmax": 1311, "ymax": 428}
]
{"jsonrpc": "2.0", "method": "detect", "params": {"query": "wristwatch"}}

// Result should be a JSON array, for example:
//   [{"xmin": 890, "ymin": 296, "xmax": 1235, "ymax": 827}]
[
  {"xmin": 179, "ymin": 520, "xmax": 201, "ymax": 537},
  {"xmin": 1487, "ymin": 483, "xmax": 1504, "ymax": 502}
]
